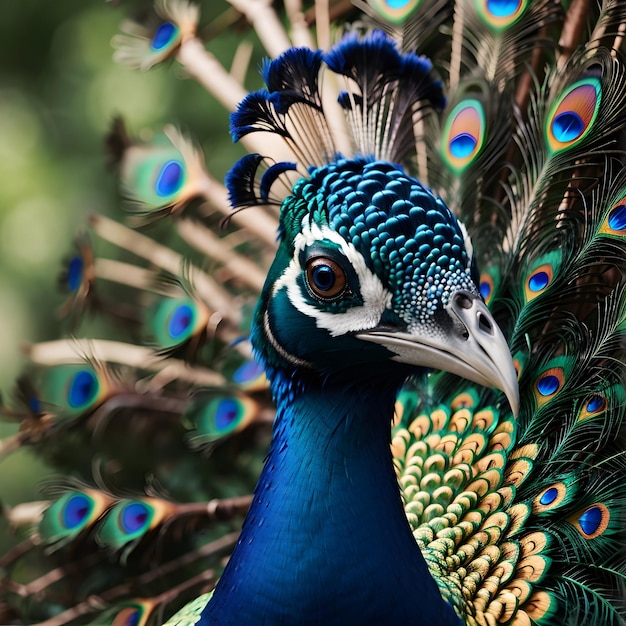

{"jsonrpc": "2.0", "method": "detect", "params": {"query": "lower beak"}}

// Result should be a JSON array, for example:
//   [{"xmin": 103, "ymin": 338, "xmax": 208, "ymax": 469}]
[{"xmin": 356, "ymin": 291, "xmax": 519, "ymax": 416}]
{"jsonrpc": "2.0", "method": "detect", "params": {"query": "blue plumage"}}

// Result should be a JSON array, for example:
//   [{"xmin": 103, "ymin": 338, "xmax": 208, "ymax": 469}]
[
  {"xmin": 201, "ymin": 385, "xmax": 461, "ymax": 626},
  {"xmin": 261, "ymin": 47, "xmax": 325, "ymax": 112}
]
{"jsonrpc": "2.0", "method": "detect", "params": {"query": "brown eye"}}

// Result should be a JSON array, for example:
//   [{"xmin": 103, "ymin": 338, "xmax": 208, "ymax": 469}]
[{"xmin": 305, "ymin": 257, "xmax": 347, "ymax": 300}]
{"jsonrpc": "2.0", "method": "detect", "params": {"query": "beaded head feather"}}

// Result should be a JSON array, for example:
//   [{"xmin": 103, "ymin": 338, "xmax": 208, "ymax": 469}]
[{"xmin": 225, "ymin": 31, "xmax": 518, "ymax": 408}]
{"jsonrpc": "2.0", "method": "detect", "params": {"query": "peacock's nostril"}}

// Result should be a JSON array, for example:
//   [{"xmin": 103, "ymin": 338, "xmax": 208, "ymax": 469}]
[
  {"xmin": 477, "ymin": 311, "xmax": 493, "ymax": 335},
  {"xmin": 454, "ymin": 292, "xmax": 474, "ymax": 310}
]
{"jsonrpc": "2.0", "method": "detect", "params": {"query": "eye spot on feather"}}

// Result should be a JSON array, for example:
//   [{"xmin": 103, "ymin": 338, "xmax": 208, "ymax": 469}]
[
  {"xmin": 553, "ymin": 112, "xmax": 583, "ymax": 141},
  {"xmin": 600, "ymin": 200, "xmax": 626, "ymax": 236},
  {"xmin": 184, "ymin": 394, "xmax": 259, "ymax": 444},
  {"xmin": 60, "ymin": 237, "xmax": 94, "ymax": 308},
  {"xmin": 40, "ymin": 490, "xmax": 111, "ymax": 545},
  {"xmin": 524, "ymin": 263, "xmax": 553, "ymax": 302},
  {"xmin": 68, "ymin": 369, "xmax": 100, "ymax": 409},
  {"xmin": 479, "ymin": 273, "xmax": 493, "ymax": 303},
  {"xmin": 367, "ymin": 0, "xmax": 422, "ymax": 23},
  {"xmin": 608, "ymin": 204, "xmax": 626, "ymax": 230},
  {"xmin": 147, "ymin": 297, "xmax": 209, "ymax": 349},
  {"xmin": 117, "ymin": 127, "xmax": 201, "ymax": 213},
  {"xmin": 112, "ymin": 5, "xmax": 195, "ymax": 70},
  {"xmin": 112, "ymin": 606, "xmax": 144, "ymax": 626},
  {"xmin": 450, "ymin": 133, "xmax": 476, "ymax": 158},
  {"xmin": 477, "ymin": 0, "xmax": 528, "ymax": 30},
  {"xmin": 232, "ymin": 359, "xmax": 267, "ymax": 391},
  {"xmin": 151, "ymin": 22, "xmax": 180, "ymax": 51},
  {"xmin": 29, "ymin": 396, "xmax": 42, "ymax": 414},
  {"xmin": 536, "ymin": 374, "xmax": 559, "ymax": 395},
  {"xmin": 534, "ymin": 367, "xmax": 563, "ymax": 406},
  {"xmin": 61, "ymin": 493, "xmax": 93, "ymax": 529},
  {"xmin": 212, "ymin": 397, "xmax": 247, "ymax": 432},
  {"xmin": 586, "ymin": 395, "xmax": 604, "ymax": 412},
  {"xmin": 532, "ymin": 482, "xmax": 567, "ymax": 514},
  {"xmin": 120, "ymin": 502, "xmax": 151, "ymax": 534},
  {"xmin": 571, "ymin": 504, "xmax": 610, "ymax": 538},
  {"xmin": 540, "ymin": 487, "xmax": 558, "ymax": 505},
  {"xmin": 528, "ymin": 271, "xmax": 549, "ymax": 291},
  {"xmin": 578, "ymin": 393, "xmax": 607, "ymax": 421},
  {"xmin": 441, "ymin": 100, "xmax": 485, "ymax": 173},
  {"xmin": 155, "ymin": 160, "xmax": 185, "ymax": 197},
  {"xmin": 168, "ymin": 303, "xmax": 194, "ymax": 339},
  {"xmin": 546, "ymin": 78, "xmax": 601, "ymax": 154},
  {"xmin": 67, "ymin": 256, "xmax": 84, "ymax": 292},
  {"xmin": 40, "ymin": 364, "xmax": 110, "ymax": 418}
]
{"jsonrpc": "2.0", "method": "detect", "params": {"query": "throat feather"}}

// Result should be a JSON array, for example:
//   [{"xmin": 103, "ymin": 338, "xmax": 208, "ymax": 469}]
[{"xmin": 200, "ymin": 379, "xmax": 461, "ymax": 626}]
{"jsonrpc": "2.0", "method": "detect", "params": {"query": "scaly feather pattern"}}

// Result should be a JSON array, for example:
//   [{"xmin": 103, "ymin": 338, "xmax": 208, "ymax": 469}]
[{"xmin": 2, "ymin": 1, "xmax": 626, "ymax": 625}]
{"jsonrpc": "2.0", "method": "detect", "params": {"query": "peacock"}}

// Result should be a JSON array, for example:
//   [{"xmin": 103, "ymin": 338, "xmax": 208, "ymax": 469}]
[{"xmin": 2, "ymin": 0, "xmax": 626, "ymax": 624}]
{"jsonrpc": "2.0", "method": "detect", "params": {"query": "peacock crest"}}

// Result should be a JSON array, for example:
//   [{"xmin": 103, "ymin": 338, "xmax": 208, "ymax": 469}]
[{"xmin": 2, "ymin": 1, "xmax": 626, "ymax": 625}]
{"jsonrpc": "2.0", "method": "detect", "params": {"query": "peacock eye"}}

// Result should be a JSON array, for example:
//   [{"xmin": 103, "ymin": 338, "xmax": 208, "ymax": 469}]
[{"xmin": 305, "ymin": 257, "xmax": 347, "ymax": 301}]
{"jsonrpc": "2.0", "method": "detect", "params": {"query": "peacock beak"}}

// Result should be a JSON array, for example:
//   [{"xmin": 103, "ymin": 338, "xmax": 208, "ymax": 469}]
[{"xmin": 356, "ymin": 290, "xmax": 519, "ymax": 416}]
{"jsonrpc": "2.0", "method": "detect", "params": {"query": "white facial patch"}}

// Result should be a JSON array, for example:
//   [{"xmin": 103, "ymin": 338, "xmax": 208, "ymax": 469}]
[{"xmin": 273, "ymin": 221, "xmax": 392, "ymax": 337}]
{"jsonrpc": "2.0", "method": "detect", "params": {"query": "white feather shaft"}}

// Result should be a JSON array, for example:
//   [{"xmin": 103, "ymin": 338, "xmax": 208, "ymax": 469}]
[{"xmin": 27, "ymin": 340, "xmax": 226, "ymax": 386}]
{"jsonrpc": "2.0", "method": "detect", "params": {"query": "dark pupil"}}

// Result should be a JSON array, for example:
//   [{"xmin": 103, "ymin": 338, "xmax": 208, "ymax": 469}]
[{"xmin": 312, "ymin": 265, "xmax": 335, "ymax": 291}]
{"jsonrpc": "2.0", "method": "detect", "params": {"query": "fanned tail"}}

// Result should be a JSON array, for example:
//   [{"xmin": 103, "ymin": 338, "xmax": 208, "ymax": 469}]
[{"xmin": 391, "ymin": 1, "xmax": 626, "ymax": 623}]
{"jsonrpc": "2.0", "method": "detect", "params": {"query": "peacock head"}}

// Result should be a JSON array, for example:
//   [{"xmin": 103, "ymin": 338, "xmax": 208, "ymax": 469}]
[
  {"xmin": 225, "ymin": 32, "xmax": 518, "ymax": 412},
  {"xmin": 249, "ymin": 157, "xmax": 519, "ymax": 413}
]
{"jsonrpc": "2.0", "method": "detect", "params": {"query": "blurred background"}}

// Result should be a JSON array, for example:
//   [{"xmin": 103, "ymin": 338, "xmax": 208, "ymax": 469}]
[{"xmin": 0, "ymin": 0, "xmax": 258, "ymax": 545}]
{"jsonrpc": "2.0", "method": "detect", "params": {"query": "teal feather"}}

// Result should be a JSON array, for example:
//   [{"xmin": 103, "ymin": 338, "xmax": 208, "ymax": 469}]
[
  {"xmin": 2, "ymin": 2, "xmax": 626, "ymax": 625},
  {"xmin": 107, "ymin": 120, "xmax": 210, "ymax": 220},
  {"xmin": 39, "ymin": 489, "xmax": 112, "ymax": 548},
  {"xmin": 89, "ymin": 600, "xmax": 155, "ymax": 626},
  {"xmin": 37, "ymin": 363, "xmax": 112, "ymax": 420}
]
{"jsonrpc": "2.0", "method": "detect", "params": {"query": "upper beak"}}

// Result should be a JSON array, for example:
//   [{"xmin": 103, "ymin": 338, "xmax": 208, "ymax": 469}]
[{"xmin": 356, "ymin": 290, "xmax": 519, "ymax": 416}]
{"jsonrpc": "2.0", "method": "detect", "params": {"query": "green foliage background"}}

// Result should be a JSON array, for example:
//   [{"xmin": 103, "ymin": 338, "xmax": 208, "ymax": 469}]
[{"xmin": 0, "ymin": 0, "xmax": 259, "ymax": 549}]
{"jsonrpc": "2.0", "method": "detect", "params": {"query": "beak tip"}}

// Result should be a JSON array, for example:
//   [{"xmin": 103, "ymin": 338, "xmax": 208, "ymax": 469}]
[
  {"xmin": 449, "ymin": 291, "xmax": 520, "ymax": 418},
  {"xmin": 506, "ymin": 388, "xmax": 520, "ymax": 419}
]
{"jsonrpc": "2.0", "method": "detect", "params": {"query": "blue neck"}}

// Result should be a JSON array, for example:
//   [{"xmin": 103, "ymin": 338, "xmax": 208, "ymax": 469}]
[{"xmin": 201, "ymin": 374, "xmax": 460, "ymax": 625}]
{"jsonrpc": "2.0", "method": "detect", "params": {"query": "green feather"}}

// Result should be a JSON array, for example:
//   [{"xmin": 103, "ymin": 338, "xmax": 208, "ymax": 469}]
[
  {"xmin": 38, "ymin": 364, "xmax": 109, "ymax": 419},
  {"xmin": 184, "ymin": 392, "xmax": 261, "ymax": 445},
  {"xmin": 88, "ymin": 600, "xmax": 154, "ymax": 626},
  {"xmin": 121, "ymin": 135, "xmax": 188, "ymax": 209},
  {"xmin": 39, "ymin": 489, "xmax": 111, "ymax": 548},
  {"xmin": 145, "ymin": 295, "xmax": 209, "ymax": 349},
  {"xmin": 96, "ymin": 498, "xmax": 167, "ymax": 553}
]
